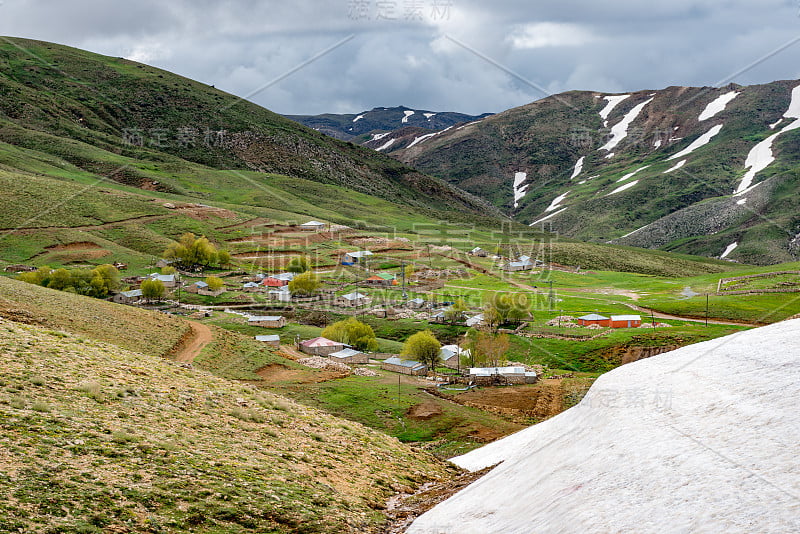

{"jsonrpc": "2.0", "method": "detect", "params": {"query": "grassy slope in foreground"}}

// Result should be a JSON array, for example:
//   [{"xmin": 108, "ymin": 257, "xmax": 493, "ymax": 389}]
[{"xmin": 0, "ymin": 317, "xmax": 450, "ymax": 533}]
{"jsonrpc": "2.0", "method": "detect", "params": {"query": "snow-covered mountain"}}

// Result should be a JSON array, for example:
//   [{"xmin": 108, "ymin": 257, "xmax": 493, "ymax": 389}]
[
  {"xmin": 284, "ymin": 106, "xmax": 491, "ymax": 141},
  {"xmin": 381, "ymin": 81, "xmax": 800, "ymax": 265},
  {"xmin": 408, "ymin": 319, "xmax": 800, "ymax": 534}
]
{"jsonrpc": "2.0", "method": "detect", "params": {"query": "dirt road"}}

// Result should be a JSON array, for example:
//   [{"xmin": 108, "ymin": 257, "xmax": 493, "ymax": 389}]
[{"xmin": 173, "ymin": 321, "xmax": 213, "ymax": 363}]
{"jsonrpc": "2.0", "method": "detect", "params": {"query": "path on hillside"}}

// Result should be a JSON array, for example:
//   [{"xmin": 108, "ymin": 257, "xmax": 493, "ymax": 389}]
[
  {"xmin": 174, "ymin": 321, "xmax": 213, "ymax": 363},
  {"xmin": 0, "ymin": 214, "xmax": 169, "ymax": 234}
]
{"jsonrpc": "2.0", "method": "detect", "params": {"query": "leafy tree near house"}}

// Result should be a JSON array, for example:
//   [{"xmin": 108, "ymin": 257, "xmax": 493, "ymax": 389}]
[
  {"xmin": 163, "ymin": 233, "xmax": 220, "ymax": 269},
  {"xmin": 216, "ymin": 250, "xmax": 232, "ymax": 267},
  {"xmin": 18, "ymin": 264, "xmax": 119, "ymax": 298},
  {"xmin": 444, "ymin": 298, "xmax": 469, "ymax": 324},
  {"xmin": 288, "ymin": 271, "xmax": 319, "ymax": 295},
  {"xmin": 141, "ymin": 279, "xmax": 165, "ymax": 301},
  {"xmin": 463, "ymin": 330, "xmax": 510, "ymax": 368},
  {"xmin": 321, "ymin": 317, "xmax": 378, "ymax": 351},
  {"xmin": 205, "ymin": 276, "xmax": 224, "ymax": 292},
  {"xmin": 401, "ymin": 330, "xmax": 441, "ymax": 369},
  {"xmin": 286, "ymin": 256, "xmax": 311, "ymax": 273},
  {"xmin": 161, "ymin": 265, "xmax": 177, "ymax": 275}
]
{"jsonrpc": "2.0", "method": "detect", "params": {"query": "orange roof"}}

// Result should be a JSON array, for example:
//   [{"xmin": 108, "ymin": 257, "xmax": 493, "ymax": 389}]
[{"xmin": 300, "ymin": 337, "xmax": 343, "ymax": 348}]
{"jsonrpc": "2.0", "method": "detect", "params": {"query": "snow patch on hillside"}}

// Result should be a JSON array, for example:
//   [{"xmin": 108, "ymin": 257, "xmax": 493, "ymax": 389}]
[
  {"xmin": 423, "ymin": 112, "xmax": 436, "ymax": 120},
  {"xmin": 513, "ymin": 172, "xmax": 528, "ymax": 208},
  {"xmin": 667, "ymin": 124, "xmax": 723, "ymax": 160},
  {"xmin": 617, "ymin": 165, "xmax": 650, "ymax": 182},
  {"xmin": 720, "ymin": 241, "xmax": 738, "ymax": 259},
  {"xmin": 569, "ymin": 157, "xmax": 585, "ymax": 179},
  {"xmin": 352, "ymin": 114, "xmax": 364, "ymax": 123},
  {"xmin": 598, "ymin": 94, "xmax": 630, "ymax": 120},
  {"xmin": 370, "ymin": 132, "xmax": 391, "ymax": 141},
  {"xmin": 456, "ymin": 120, "xmax": 482, "ymax": 130},
  {"xmin": 530, "ymin": 207, "xmax": 566, "ymax": 225},
  {"xmin": 409, "ymin": 320, "xmax": 800, "ymax": 534},
  {"xmin": 406, "ymin": 126, "xmax": 452, "ymax": 149},
  {"xmin": 736, "ymin": 84, "xmax": 800, "ymax": 194},
  {"xmin": 653, "ymin": 138, "xmax": 662, "ymax": 148},
  {"xmin": 401, "ymin": 110, "xmax": 415, "ymax": 123},
  {"xmin": 599, "ymin": 98, "xmax": 654, "ymax": 152},
  {"xmin": 607, "ymin": 180, "xmax": 639, "ymax": 196},
  {"xmin": 664, "ymin": 159, "xmax": 686, "ymax": 173},
  {"xmin": 698, "ymin": 91, "xmax": 739, "ymax": 121},
  {"xmin": 769, "ymin": 118, "xmax": 783, "ymax": 129},
  {"xmin": 545, "ymin": 191, "xmax": 569, "ymax": 212},
  {"xmin": 375, "ymin": 138, "xmax": 396, "ymax": 151},
  {"xmin": 736, "ymin": 197, "xmax": 747, "ymax": 205}
]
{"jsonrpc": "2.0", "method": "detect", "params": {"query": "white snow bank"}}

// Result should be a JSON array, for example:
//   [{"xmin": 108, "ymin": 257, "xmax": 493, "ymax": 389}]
[
  {"xmin": 375, "ymin": 138, "xmax": 395, "ymax": 151},
  {"xmin": 736, "ymin": 197, "xmax": 747, "ymax": 206},
  {"xmin": 513, "ymin": 172, "xmax": 528, "ymax": 209},
  {"xmin": 529, "ymin": 207, "xmax": 566, "ymax": 225},
  {"xmin": 698, "ymin": 91, "xmax": 739, "ymax": 121},
  {"xmin": 606, "ymin": 180, "xmax": 639, "ymax": 196},
  {"xmin": 653, "ymin": 138, "xmax": 662, "ymax": 148},
  {"xmin": 616, "ymin": 165, "xmax": 650, "ymax": 182},
  {"xmin": 598, "ymin": 94, "xmax": 630, "ymax": 120},
  {"xmin": 545, "ymin": 191, "xmax": 569, "ymax": 212},
  {"xmin": 667, "ymin": 124, "xmax": 723, "ymax": 160},
  {"xmin": 352, "ymin": 114, "xmax": 364, "ymax": 123},
  {"xmin": 720, "ymin": 241, "xmax": 738, "ymax": 259},
  {"xmin": 736, "ymin": 83, "xmax": 800, "ymax": 194},
  {"xmin": 401, "ymin": 110, "xmax": 415, "ymax": 123},
  {"xmin": 423, "ymin": 112, "xmax": 436, "ymax": 119},
  {"xmin": 769, "ymin": 118, "xmax": 783, "ymax": 130},
  {"xmin": 599, "ymin": 98, "xmax": 653, "ymax": 152},
  {"xmin": 569, "ymin": 156, "xmax": 585, "ymax": 179},
  {"xmin": 409, "ymin": 320, "xmax": 800, "ymax": 534},
  {"xmin": 663, "ymin": 159, "xmax": 686, "ymax": 173},
  {"xmin": 456, "ymin": 120, "xmax": 482, "ymax": 130},
  {"xmin": 370, "ymin": 132, "xmax": 391, "ymax": 141}
]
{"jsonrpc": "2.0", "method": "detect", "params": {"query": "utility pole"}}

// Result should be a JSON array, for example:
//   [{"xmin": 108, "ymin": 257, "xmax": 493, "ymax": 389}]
[
  {"xmin": 400, "ymin": 261, "xmax": 407, "ymax": 300},
  {"xmin": 705, "ymin": 294, "xmax": 709, "ymax": 327},
  {"xmin": 651, "ymin": 310, "xmax": 655, "ymax": 329}
]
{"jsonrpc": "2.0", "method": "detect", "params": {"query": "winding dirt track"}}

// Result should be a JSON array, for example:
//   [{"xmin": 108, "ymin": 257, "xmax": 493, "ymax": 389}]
[
  {"xmin": 0, "ymin": 214, "xmax": 169, "ymax": 234},
  {"xmin": 174, "ymin": 321, "xmax": 213, "ymax": 363}
]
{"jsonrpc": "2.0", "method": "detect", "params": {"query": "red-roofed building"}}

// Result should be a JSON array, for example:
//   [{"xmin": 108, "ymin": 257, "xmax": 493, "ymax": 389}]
[
  {"xmin": 299, "ymin": 337, "xmax": 345, "ymax": 356},
  {"xmin": 262, "ymin": 277, "xmax": 288, "ymax": 287}
]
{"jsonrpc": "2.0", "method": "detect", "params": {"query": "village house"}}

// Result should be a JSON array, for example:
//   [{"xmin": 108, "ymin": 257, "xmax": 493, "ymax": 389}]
[
  {"xmin": 299, "ymin": 337, "xmax": 345, "ymax": 356},
  {"xmin": 299, "ymin": 220, "xmax": 326, "ymax": 231},
  {"xmin": 247, "ymin": 315, "xmax": 286, "ymax": 328},
  {"xmin": 262, "ymin": 276, "xmax": 287, "ymax": 288},
  {"xmin": 609, "ymin": 315, "xmax": 642, "ymax": 328},
  {"xmin": 184, "ymin": 281, "xmax": 210, "ymax": 294},
  {"xmin": 381, "ymin": 357, "xmax": 427, "ymax": 376},
  {"xmin": 469, "ymin": 366, "xmax": 538, "ymax": 385},
  {"xmin": 155, "ymin": 258, "xmax": 175, "ymax": 269},
  {"xmin": 465, "ymin": 313, "xmax": 485, "ymax": 328},
  {"xmin": 407, "ymin": 297, "xmax": 427, "ymax": 309},
  {"xmin": 336, "ymin": 291, "xmax": 369, "ymax": 307},
  {"xmin": 468, "ymin": 247, "xmax": 488, "ymax": 257},
  {"xmin": 328, "ymin": 348, "xmax": 369, "ymax": 364},
  {"xmin": 268, "ymin": 286, "xmax": 291, "ymax": 302},
  {"xmin": 242, "ymin": 281, "xmax": 261, "ymax": 292},
  {"xmin": 577, "ymin": 313, "xmax": 611, "ymax": 327},
  {"xmin": 112, "ymin": 289, "xmax": 142, "ymax": 305},
  {"xmin": 255, "ymin": 334, "xmax": 281, "ymax": 347},
  {"xmin": 365, "ymin": 273, "xmax": 398, "ymax": 286},
  {"xmin": 148, "ymin": 273, "xmax": 177, "ymax": 288},
  {"xmin": 439, "ymin": 345, "xmax": 469, "ymax": 369},
  {"xmin": 3, "ymin": 264, "xmax": 36, "ymax": 273},
  {"xmin": 501, "ymin": 258, "xmax": 534, "ymax": 272},
  {"xmin": 342, "ymin": 250, "xmax": 373, "ymax": 265}
]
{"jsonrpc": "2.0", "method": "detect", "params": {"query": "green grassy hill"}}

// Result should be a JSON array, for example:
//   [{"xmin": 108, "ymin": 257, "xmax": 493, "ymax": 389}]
[{"xmin": 0, "ymin": 37, "xmax": 499, "ymax": 223}]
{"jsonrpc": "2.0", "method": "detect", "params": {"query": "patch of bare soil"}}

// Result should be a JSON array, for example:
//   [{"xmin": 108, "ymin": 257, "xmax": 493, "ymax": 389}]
[
  {"xmin": 175, "ymin": 205, "xmax": 238, "ymax": 220},
  {"xmin": 407, "ymin": 401, "xmax": 443, "ymax": 420},
  {"xmin": 384, "ymin": 465, "xmax": 495, "ymax": 533},
  {"xmin": 256, "ymin": 363, "xmax": 347, "ymax": 384},
  {"xmin": 445, "ymin": 381, "xmax": 566, "ymax": 421}
]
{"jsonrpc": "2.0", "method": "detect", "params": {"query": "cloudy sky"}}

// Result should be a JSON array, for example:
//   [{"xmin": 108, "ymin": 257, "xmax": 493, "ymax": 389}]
[{"xmin": 2, "ymin": 0, "xmax": 800, "ymax": 115}]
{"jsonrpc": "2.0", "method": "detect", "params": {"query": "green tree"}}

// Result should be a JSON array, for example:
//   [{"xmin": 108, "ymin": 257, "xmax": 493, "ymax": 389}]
[
  {"xmin": 141, "ymin": 279, "xmax": 165, "ymax": 301},
  {"xmin": 205, "ymin": 276, "xmax": 224, "ymax": 292},
  {"xmin": 286, "ymin": 256, "xmax": 311, "ymax": 273},
  {"xmin": 288, "ymin": 271, "xmax": 319, "ymax": 295},
  {"xmin": 89, "ymin": 264, "xmax": 120, "ymax": 297},
  {"xmin": 47, "ymin": 268, "xmax": 72, "ymax": 291},
  {"xmin": 401, "ymin": 330, "xmax": 440, "ymax": 369},
  {"xmin": 216, "ymin": 250, "xmax": 232, "ymax": 267},
  {"xmin": 444, "ymin": 298, "xmax": 469, "ymax": 324},
  {"xmin": 161, "ymin": 265, "xmax": 177, "ymax": 275},
  {"xmin": 163, "ymin": 233, "xmax": 219, "ymax": 269},
  {"xmin": 321, "ymin": 317, "xmax": 378, "ymax": 351},
  {"xmin": 464, "ymin": 330, "xmax": 510, "ymax": 367}
]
